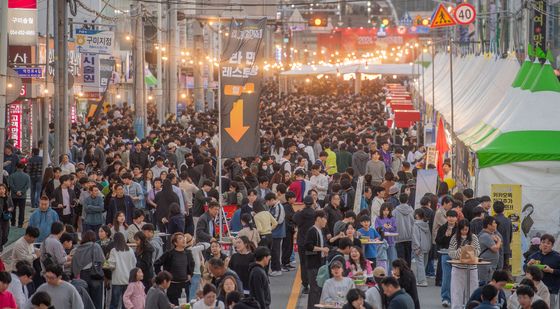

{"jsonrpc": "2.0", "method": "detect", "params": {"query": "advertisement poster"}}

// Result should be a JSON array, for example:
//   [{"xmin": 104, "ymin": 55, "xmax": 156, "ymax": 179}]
[{"xmin": 491, "ymin": 184, "xmax": 522, "ymax": 275}]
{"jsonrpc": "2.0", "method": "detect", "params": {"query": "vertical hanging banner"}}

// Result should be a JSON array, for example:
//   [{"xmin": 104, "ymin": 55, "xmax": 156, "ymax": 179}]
[
  {"xmin": 532, "ymin": 0, "xmax": 547, "ymax": 51},
  {"xmin": 220, "ymin": 18, "xmax": 266, "ymax": 158},
  {"xmin": 491, "ymin": 184, "xmax": 522, "ymax": 276}
]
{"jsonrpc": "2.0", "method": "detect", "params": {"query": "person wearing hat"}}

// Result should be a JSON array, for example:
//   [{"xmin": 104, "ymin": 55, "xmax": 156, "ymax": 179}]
[
  {"xmin": 320, "ymin": 260, "xmax": 355, "ymax": 305},
  {"xmin": 165, "ymin": 142, "xmax": 178, "ymax": 169},
  {"xmin": 293, "ymin": 195, "xmax": 317, "ymax": 294},
  {"xmin": 248, "ymin": 246, "xmax": 272, "ymax": 309},
  {"xmin": 386, "ymin": 185, "xmax": 400, "ymax": 208},
  {"xmin": 365, "ymin": 267, "xmax": 388, "ymax": 308}
]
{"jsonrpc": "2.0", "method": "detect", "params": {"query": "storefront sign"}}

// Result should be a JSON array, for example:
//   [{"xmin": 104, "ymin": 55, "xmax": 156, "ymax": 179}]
[
  {"xmin": 82, "ymin": 54, "xmax": 99, "ymax": 86},
  {"xmin": 7, "ymin": 104, "xmax": 23, "ymax": 149},
  {"xmin": 7, "ymin": 0, "xmax": 37, "ymax": 46},
  {"xmin": 75, "ymin": 28, "xmax": 115, "ymax": 54},
  {"xmin": 14, "ymin": 67, "xmax": 42, "ymax": 78},
  {"xmin": 491, "ymin": 184, "xmax": 522, "ymax": 275}
]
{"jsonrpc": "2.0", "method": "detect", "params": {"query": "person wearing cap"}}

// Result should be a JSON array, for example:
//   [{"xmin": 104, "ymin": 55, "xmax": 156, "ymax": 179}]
[
  {"xmin": 165, "ymin": 143, "xmax": 178, "ymax": 169},
  {"xmin": 365, "ymin": 267, "xmax": 388, "ymax": 309},
  {"xmin": 248, "ymin": 247, "xmax": 272, "ymax": 309},
  {"xmin": 320, "ymin": 260, "xmax": 355, "ymax": 305},
  {"xmin": 386, "ymin": 185, "xmax": 400, "ymax": 208},
  {"xmin": 293, "ymin": 195, "xmax": 317, "ymax": 294}
]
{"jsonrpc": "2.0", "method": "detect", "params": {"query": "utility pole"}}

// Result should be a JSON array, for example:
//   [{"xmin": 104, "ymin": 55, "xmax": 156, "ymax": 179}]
[
  {"xmin": 0, "ymin": 0, "xmax": 9, "ymax": 184},
  {"xmin": 54, "ymin": 0, "xmax": 69, "ymax": 166},
  {"xmin": 167, "ymin": 1, "xmax": 178, "ymax": 118},
  {"xmin": 132, "ymin": 4, "xmax": 146, "ymax": 138},
  {"xmin": 42, "ymin": 0, "xmax": 51, "ymax": 173},
  {"xmin": 193, "ymin": 23, "xmax": 204, "ymax": 112},
  {"xmin": 156, "ymin": 3, "xmax": 164, "ymax": 124}
]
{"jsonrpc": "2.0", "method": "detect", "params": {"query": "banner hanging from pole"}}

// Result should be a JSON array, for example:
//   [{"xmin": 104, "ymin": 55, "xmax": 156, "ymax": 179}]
[{"xmin": 220, "ymin": 18, "xmax": 266, "ymax": 158}]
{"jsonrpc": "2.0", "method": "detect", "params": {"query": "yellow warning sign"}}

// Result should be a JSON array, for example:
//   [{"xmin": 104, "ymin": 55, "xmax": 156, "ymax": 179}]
[{"xmin": 430, "ymin": 4, "xmax": 457, "ymax": 28}]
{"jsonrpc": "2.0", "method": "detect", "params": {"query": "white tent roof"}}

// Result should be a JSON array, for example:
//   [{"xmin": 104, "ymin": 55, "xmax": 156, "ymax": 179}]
[
  {"xmin": 280, "ymin": 63, "xmax": 415, "ymax": 76},
  {"xmin": 418, "ymin": 53, "xmax": 520, "ymax": 134}
]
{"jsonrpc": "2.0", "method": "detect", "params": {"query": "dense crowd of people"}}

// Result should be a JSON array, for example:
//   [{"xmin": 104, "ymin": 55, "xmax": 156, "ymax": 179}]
[{"xmin": 0, "ymin": 78, "xmax": 557, "ymax": 309}]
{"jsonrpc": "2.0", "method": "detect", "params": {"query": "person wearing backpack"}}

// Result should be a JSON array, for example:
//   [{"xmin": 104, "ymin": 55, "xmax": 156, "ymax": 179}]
[
  {"xmin": 365, "ymin": 267, "xmax": 388, "ymax": 309},
  {"xmin": 40, "ymin": 222, "xmax": 70, "ymax": 273},
  {"xmin": 304, "ymin": 210, "xmax": 330, "ymax": 309}
]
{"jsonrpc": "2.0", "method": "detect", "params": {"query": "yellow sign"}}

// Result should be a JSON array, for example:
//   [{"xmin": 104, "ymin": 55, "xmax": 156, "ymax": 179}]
[
  {"xmin": 491, "ymin": 184, "xmax": 522, "ymax": 275},
  {"xmin": 430, "ymin": 4, "xmax": 457, "ymax": 28}
]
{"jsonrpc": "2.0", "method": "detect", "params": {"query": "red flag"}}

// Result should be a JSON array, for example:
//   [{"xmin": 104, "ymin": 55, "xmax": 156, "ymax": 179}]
[{"xmin": 436, "ymin": 117, "xmax": 449, "ymax": 179}]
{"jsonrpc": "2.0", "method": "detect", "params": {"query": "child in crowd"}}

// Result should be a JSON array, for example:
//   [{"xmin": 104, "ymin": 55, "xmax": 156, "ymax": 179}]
[
  {"xmin": 412, "ymin": 209, "xmax": 431, "ymax": 287},
  {"xmin": 374, "ymin": 227, "xmax": 389, "ymax": 272},
  {"xmin": 357, "ymin": 216, "xmax": 380, "ymax": 265}
]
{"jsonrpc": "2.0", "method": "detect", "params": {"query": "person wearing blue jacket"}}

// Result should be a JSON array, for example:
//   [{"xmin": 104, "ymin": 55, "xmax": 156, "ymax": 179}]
[
  {"xmin": 266, "ymin": 193, "xmax": 285, "ymax": 277},
  {"xmin": 525, "ymin": 234, "xmax": 560, "ymax": 309},
  {"xmin": 29, "ymin": 196, "xmax": 60, "ymax": 242},
  {"xmin": 83, "ymin": 186, "xmax": 105, "ymax": 234}
]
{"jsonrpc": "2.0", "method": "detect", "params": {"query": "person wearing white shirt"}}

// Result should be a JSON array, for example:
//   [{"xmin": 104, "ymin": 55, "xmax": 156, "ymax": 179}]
[
  {"xmin": 9, "ymin": 261, "xmax": 34, "ymax": 309},
  {"xmin": 59, "ymin": 154, "xmax": 76, "ymax": 175},
  {"xmin": 309, "ymin": 164, "xmax": 329, "ymax": 205},
  {"xmin": 11, "ymin": 227, "xmax": 40, "ymax": 271}
]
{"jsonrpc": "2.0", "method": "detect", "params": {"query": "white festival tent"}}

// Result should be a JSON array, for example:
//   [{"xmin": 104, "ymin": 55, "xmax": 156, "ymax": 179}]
[
  {"xmin": 280, "ymin": 63, "xmax": 417, "ymax": 76},
  {"xmin": 419, "ymin": 53, "xmax": 560, "ymax": 251}
]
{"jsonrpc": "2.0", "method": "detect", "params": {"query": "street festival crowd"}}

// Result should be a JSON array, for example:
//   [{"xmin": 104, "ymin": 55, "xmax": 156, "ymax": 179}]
[{"xmin": 0, "ymin": 78, "xmax": 557, "ymax": 309}]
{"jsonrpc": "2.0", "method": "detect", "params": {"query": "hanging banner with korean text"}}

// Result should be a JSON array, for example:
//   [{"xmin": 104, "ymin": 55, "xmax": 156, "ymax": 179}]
[
  {"xmin": 532, "ymin": 0, "xmax": 547, "ymax": 51},
  {"xmin": 491, "ymin": 184, "xmax": 522, "ymax": 276},
  {"xmin": 220, "ymin": 18, "xmax": 266, "ymax": 158}
]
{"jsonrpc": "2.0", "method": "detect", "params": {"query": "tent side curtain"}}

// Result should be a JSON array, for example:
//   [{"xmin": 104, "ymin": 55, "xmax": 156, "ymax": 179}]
[
  {"xmin": 280, "ymin": 63, "xmax": 416, "ymax": 76},
  {"xmin": 476, "ymin": 131, "xmax": 560, "ymax": 168}
]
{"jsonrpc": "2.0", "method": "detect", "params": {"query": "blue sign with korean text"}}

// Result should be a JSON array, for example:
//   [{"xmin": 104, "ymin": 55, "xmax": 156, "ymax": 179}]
[{"xmin": 14, "ymin": 67, "xmax": 42, "ymax": 78}]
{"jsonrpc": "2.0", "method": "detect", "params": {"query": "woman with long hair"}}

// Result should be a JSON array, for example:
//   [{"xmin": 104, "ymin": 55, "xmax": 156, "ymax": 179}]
[
  {"xmin": 346, "ymin": 246, "xmax": 373, "ymax": 278},
  {"xmin": 123, "ymin": 268, "xmax": 146, "ymax": 309},
  {"xmin": 111, "ymin": 211, "xmax": 128, "ymax": 236},
  {"xmin": 108, "ymin": 232, "xmax": 137, "ymax": 309},
  {"xmin": 154, "ymin": 179, "xmax": 180, "ymax": 232},
  {"xmin": 97, "ymin": 225, "xmax": 114, "ymax": 257},
  {"xmin": 391, "ymin": 258, "xmax": 420, "ymax": 309},
  {"xmin": 217, "ymin": 276, "xmax": 239, "ymax": 303},
  {"xmin": 375, "ymin": 203, "xmax": 398, "ymax": 272},
  {"xmin": 237, "ymin": 213, "xmax": 260, "ymax": 248},
  {"xmin": 448, "ymin": 219, "xmax": 480, "ymax": 309},
  {"xmin": 227, "ymin": 236, "xmax": 256, "ymax": 295},
  {"xmin": 71, "ymin": 230, "xmax": 105, "ymax": 309},
  {"xmin": 0, "ymin": 184, "xmax": 12, "ymax": 250},
  {"xmin": 133, "ymin": 231, "xmax": 155, "ymax": 291},
  {"xmin": 143, "ymin": 169, "xmax": 154, "ymax": 194}
]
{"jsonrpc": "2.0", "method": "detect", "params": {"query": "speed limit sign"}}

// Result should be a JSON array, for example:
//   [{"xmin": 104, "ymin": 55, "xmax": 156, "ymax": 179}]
[{"xmin": 454, "ymin": 3, "xmax": 476, "ymax": 25}]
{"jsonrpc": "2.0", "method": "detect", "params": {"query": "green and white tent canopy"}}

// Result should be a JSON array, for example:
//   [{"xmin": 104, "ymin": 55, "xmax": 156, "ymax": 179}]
[{"xmin": 459, "ymin": 56, "xmax": 560, "ymax": 168}]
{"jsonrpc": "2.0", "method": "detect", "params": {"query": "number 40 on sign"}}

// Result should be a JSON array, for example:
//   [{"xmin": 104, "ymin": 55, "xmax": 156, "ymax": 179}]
[{"xmin": 454, "ymin": 3, "xmax": 476, "ymax": 25}]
